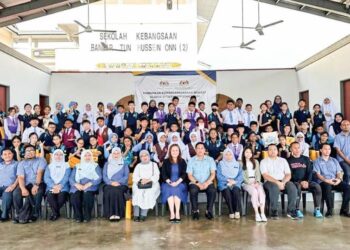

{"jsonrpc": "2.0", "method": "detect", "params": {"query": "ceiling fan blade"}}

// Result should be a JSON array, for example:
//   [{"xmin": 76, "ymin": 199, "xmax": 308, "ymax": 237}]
[
  {"xmin": 232, "ymin": 25, "xmax": 255, "ymax": 29},
  {"xmin": 262, "ymin": 20, "xmax": 284, "ymax": 28},
  {"xmin": 244, "ymin": 47, "xmax": 255, "ymax": 50},
  {"xmin": 92, "ymin": 29, "xmax": 116, "ymax": 33},
  {"xmin": 74, "ymin": 20, "xmax": 87, "ymax": 29},
  {"xmin": 74, "ymin": 31, "xmax": 86, "ymax": 35},
  {"xmin": 221, "ymin": 46, "xmax": 240, "ymax": 48},
  {"xmin": 243, "ymin": 39, "xmax": 256, "ymax": 46},
  {"xmin": 257, "ymin": 29, "xmax": 264, "ymax": 36}
]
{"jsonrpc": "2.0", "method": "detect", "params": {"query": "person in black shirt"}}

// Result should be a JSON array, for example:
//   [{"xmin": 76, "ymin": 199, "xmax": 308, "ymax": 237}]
[
  {"xmin": 19, "ymin": 103, "xmax": 33, "ymax": 134},
  {"xmin": 39, "ymin": 122, "xmax": 57, "ymax": 155},
  {"xmin": 311, "ymin": 104, "xmax": 326, "ymax": 134},
  {"xmin": 123, "ymin": 101, "xmax": 138, "ymax": 134},
  {"xmin": 287, "ymin": 142, "xmax": 323, "ymax": 218},
  {"xmin": 137, "ymin": 102, "xmax": 150, "ymax": 121},
  {"xmin": 293, "ymin": 99, "xmax": 311, "ymax": 133}
]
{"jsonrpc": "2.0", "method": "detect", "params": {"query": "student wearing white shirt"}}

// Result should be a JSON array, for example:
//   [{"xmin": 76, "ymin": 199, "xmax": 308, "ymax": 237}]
[
  {"xmin": 112, "ymin": 105, "xmax": 125, "ymax": 138},
  {"xmin": 21, "ymin": 117, "xmax": 45, "ymax": 144},
  {"xmin": 221, "ymin": 99, "xmax": 242, "ymax": 132},
  {"xmin": 260, "ymin": 144, "xmax": 298, "ymax": 220},
  {"xmin": 244, "ymin": 104, "xmax": 257, "ymax": 128}
]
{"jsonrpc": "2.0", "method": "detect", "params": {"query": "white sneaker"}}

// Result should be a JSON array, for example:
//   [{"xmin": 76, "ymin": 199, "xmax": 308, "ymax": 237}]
[
  {"xmin": 234, "ymin": 212, "xmax": 240, "ymax": 219},
  {"xmin": 229, "ymin": 214, "xmax": 235, "ymax": 219},
  {"xmin": 255, "ymin": 214, "xmax": 262, "ymax": 222},
  {"xmin": 260, "ymin": 214, "xmax": 267, "ymax": 222}
]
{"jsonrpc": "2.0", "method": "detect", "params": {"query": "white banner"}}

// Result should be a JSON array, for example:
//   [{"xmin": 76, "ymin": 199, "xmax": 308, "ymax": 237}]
[{"xmin": 134, "ymin": 71, "xmax": 217, "ymax": 113}]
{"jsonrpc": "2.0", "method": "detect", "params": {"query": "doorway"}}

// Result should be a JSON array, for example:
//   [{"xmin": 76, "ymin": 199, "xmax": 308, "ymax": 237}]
[
  {"xmin": 39, "ymin": 95, "xmax": 49, "ymax": 115},
  {"xmin": 341, "ymin": 80, "xmax": 350, "ymax": 120},
  {"xmin": 299, "ymin": 90, "xmax": 309, "ymax": 110}
]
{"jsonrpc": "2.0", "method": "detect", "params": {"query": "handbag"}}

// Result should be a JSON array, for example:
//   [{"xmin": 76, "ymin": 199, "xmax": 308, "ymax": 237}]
[{"xmin": 137, "ymin": 163, "xmax": 155, "ymax": 189}]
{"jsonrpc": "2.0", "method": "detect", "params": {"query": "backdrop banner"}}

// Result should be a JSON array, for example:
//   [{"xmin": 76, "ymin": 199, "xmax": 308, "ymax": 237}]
[{"xmin": 134, "ymin": 71, "xmax": 217, "ymax": 113}]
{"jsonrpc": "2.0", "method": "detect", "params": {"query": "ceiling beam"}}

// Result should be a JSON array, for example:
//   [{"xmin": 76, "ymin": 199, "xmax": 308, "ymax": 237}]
[
  {"xmin": 257, "ymin": 0, "xmax": 350, "ymax": 23},
  {"xmin": 0, "ymin": 0, "xmax": 101, "ymax": 28}
]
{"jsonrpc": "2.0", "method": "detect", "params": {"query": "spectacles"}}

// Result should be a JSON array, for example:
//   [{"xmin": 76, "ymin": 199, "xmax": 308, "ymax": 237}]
[{"xmin": 25, "ymin": 149, "xmax": 35, "ymax": 153}]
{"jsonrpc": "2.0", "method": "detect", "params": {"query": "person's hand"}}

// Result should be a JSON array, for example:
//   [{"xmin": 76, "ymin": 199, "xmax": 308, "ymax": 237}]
[
  {"xmin": 83, "ymin": 182, "xmax": 93, "ymax": 190},
  {"xmin": 324, "ymin": 179, "xmax": 334, "ymax": 185},
  {"xmin": 111, "ymin": 181, "xmax": 120, "ymax": 187},
  {"xmin": 345, "ymin": 158, "xmax": 350, "ymax": 165},
  {"xmin": 333, "ymin": 179, "xmax": 341, "ymax": 186},
  {"xmin": 32, "ymin": 185, "xmax": 39, "ymax": 195},
  {"xmin": 21, "ymin": 188, "xmax": 29, "ymax": 196},
  {"xmin": 228, "ymin": 179, "xmax": 236, "ymax": 186},
  {"xmin": 75, "ymin": 183, "xmax": 84, "ymax": 191},
  {"xmin": 106, "ymin": 145, "xmax": 112, "ymax": 151},
  {"xmin": 141, "ymin": 179, "xmax": 150, "ymax": 185},
  {"xmin": 277, "ymin": 181, "xmax": 285, "ymax": 190},
  {"xmin": 5, "ymin": 184, "xmax": 16, "ymax": 192},
  {"xmin": 300, "ymin": 181, "xmax": 309, "ymax": 189}
]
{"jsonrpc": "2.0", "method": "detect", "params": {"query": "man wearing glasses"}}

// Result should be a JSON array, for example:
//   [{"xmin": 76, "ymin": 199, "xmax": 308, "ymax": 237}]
[{"xmin": 13, "ymin": 145, "xmax": 47, "ymax": 223}]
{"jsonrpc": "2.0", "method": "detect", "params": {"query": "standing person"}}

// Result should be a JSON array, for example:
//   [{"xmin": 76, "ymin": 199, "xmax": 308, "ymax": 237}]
[
  {"xmin": 44, "ymin": 149, "xmax": 71, "ymax": 221},
  {"xmin": 52, "ymin": 102, "xmax": 67, "ymax": 133},
  {"xmin": 164, "ymin": 103, "xmax": 180, "ymax": 130},
  {"xmin": 277, "ymin": 102, "xmax": 293, "ymax": 135},
  {"xmin": 288, "ymin": 142, "xmax": 323, "ymax": 218},
  {"xmin": 321, "ymin": 97, "xmax": 337, "ymax": 131},
  {"xmin": 42, "ymin": 105, "xmax": 54, "ymax": 130},
  {"xmin": 13, "ymin": 145, "xmax": 47, "ymax": 223},
  {"xmin": 18, "ymin": 103, "xmax": 33, "ymax": 134},
  {"xmin": 329, "ymin": 113, "xmax": 344, "ymax": 138},
  {"xmin": 272, "ymin": 95, "xmax": 283, "ymax": 115},
  {"xmin": 123, "ymin": 101, "xmax": 138, "ymax": 135},
  {"xmin": 293, "ymin": 99, "xmax": 311, "ymax": 133},
  {"xmin": 0, "ymin": 149, "xmax": 18, "ymax": 222},
  {"xmin": 187, "ymin": 142, "xmax": 216, "ymax": 220},
  {"xmin": 241, "ymin": 147, "xmax": 267, "ymax": 222},
  {"xmin": 311, "ymin": 104, "xmax": 326, "ymax": 134},
  {"xmin": 208, "ymin": 103, "xmax": 223, "ymax": 127},
  {"xmin": 148, "ymin": 99, "xmax": 158, "ymax": 119},
  {"xmin": 161, "ymin": 144, "xmax": 188, "ymax": 223},
  {"xmin": 77, "ymin": 104, "xmax": 95, "ymax": 130},
  {"xmin": 258, "ymin": 103, "xmax": 273, "ymax": 134},
  {"xmin": 221, "ymin": 99, "xmax": 241, "ymax": 132},
  {"xmin": 260, "ymin": 144, "xmax": 298, "ymax": 220},
  {"xmin": 95, "ymin": 117, "xmax": 113, "ymax": 146},
  {"xmin": 60, "ymin": 119, "xmax": 81, "ymax": 155},
  {"xmin": 112, "ymin": 105, "xmax": 125, "ymax": 138},
  {"xmin": 197, "ymin": 102, "xmax": 208, "ymax": 128},
  {"xmin": 172, "ymin": 96, "xmax": 182, "ymax": 118},
  {"xmin": 33, "ymin": 104, "xmax": 43, "ymax": 128},
  {"xmin": 244, "ymin": 104, "xmax": 257, "ymax": 129},
  {"xmin": 334, "ymin": 120, "xmax": 350, "ymax": 184},
  {"xmin": 132, "ymin": 150, "xmax": 160, "ymax": 222},
  {"xmin": 69, "ymin": 150, "xmax": 102, "ymax": 223},
  {"xmin": 4, "ymin": 107, "xmax": 20, "ymax": 147},
  {"xmin": 21, "ymin": 117, "xmax": 45, "ymax": 144},
  {"xmin": 217, "ymin": 149, "xmax": 243, "ymax": 219},
  {"xmin": 314, "ymin": 143, "xmax": 350, "ymax": 217},
  {"xmin": 103, "ymin": 147, "xmax": 129, "ymax": 222},
  {"xmin": 153, "ymin": 102, "xmax": 166, "ymax": 127},
  {"xmin": 182, "ymin": 102, "xmax": 199, "ymax": 131}
]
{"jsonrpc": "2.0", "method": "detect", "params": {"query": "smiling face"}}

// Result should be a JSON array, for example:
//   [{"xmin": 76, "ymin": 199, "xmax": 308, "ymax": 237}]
[
  {"xmin": 53, "ymin": 151, "xmax": 64, "ymax": 162},
  {"xmin": 112, "ymin": 150, "xmax": 121, "ymax": 160},
  {"xmin": 140, "ymin": 152, "xmax": 150, "ymax": 163}
]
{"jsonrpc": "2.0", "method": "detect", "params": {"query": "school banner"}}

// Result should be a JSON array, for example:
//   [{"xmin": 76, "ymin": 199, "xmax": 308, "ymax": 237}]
[{"xmin": 134, "ymin": 71, "xmax": 217, "ymax": 113}]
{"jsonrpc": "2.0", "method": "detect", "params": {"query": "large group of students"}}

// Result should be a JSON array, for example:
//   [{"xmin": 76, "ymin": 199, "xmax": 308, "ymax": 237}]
[{"xmin": 0, "ymin": 95, "xmax": 349, "ymax": 224}]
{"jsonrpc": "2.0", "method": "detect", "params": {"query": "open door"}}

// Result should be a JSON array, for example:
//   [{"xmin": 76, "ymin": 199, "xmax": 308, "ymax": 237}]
[
  {"xmin": 39, "ymin": 95, "xmax": 49, "ymax": 115},
  {"xmin": 299, "ymin": 90, "xmax": 309, "ymax": 110},
  {"xmin": 0, "ymin": 85, "xmax": 9, "ymax": 113}
]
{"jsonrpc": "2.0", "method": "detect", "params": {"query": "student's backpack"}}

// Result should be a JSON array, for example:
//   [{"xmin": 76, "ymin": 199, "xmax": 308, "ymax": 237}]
[{"xmin": 18, "ymin": 196, "xmax": 35, "ymax": 224}]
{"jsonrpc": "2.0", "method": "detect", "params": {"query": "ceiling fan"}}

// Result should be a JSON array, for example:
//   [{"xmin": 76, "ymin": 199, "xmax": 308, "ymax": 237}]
[
  {"xmin": 74, "ymin": 0, "xmax": 116, "ymax": 35},
  {"xmin": 221, "ymin": 0, "xmax": 256, "ymax": 50},
  {"xmin": 232, "ymin": 0, "xmax": 283, "ymax": 36}
]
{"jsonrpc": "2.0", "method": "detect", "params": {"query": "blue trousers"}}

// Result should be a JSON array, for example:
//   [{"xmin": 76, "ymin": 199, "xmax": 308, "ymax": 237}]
[{"xmin": 0, "ymin": 187, "xmax": 13, "ymax": 219}]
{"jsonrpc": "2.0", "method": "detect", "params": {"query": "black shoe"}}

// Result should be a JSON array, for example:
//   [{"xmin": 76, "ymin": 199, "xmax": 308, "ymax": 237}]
[
  {"xmin": 271, "ymin": 210, "xmax": 279, "ymax": 220},
  {"xmin": 12, "ymin": 218, "xmax": 19, "ymax": 224},
  {"xmin": 192, "ymin": 211, "xmax": 199, "ymax": 220},
  {"xmin": 140, "ymin": 216, "xmax": 146, "ymax": 222},
  {"xmin": 49, "ymin": 214, "xmax": 59, "ymax": 221},
  {"xmin": 205, "ymin": 211, "xmax": 213, "ymax": 220},
  {"xmin": 175, "ymin": 217, "xmax": 181, "ymax": 223},
  {"xmin": 287, "ymin": 211, "xmax": 299, "ymax": 220},
  {"xmin": 133, "ymin": 216, "xmax": 140, "ymax": 222},
  {"xmin": 169, "ymin": 218, "xmax": 176, "ymax": 223},
  {"xmin": 0, "ymin": 218, "xmax": 9, "ymax": 223},
  {"xmin": 30, "ymin": 216, "xmax": 37, "ymax": 222},
  {"xmin": 339, "ymin": 210, "xmax": 350, "ymax": 217},
  {"xmin": 325, "ymin": 209, "xmax": 333, "ymax": 218}
]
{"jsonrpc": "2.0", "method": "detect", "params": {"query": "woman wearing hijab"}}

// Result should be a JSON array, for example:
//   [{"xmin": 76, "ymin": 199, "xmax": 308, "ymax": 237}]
[
  {"xmin": 153, "ymin": 132, "xmax": 168, "ymax": 167},
  {"xmin": 132, "ymin": 132, "xmax": 155, "ymax": 161},
  {"xmin": 132, "ymin": 150, "xmax": 160, "ymax": 222},
  {"xmin": 44, "ymin": 149, "xmax": 71, "ymax": 221},
  {"xmin": 103, "ymin": 147, "xmax": 129, "ymax": 222},
  {"xmin": 103, "ymin": 133, "xmax": 120, "ymax": 159},
  {"xmin": 329, "ymin": 113, "xmax": 344, "ymax": 138},
  {"xmin": 321, "ymin": 97, "xmax": 337, "ymax": 131},
  {"xmin": 217, "ymin": 149, "xmax": 243, "ymax": 219},
  {"xmin": 184, "ymin": 132, "xmax": 199, "ymax": 162},
  {"xmin": 161, "ymin": 144, "xmax": 188, "ymax": 223},
  {"xmin": 295, "ymin": 132, "xmax": 310, "ymax": 157},
  {"xmin": 52, "ymin": 102, "xmax": 67, "ymax": 133},
  {"xmin": 69, "ymin": 150, "xmax": 102, "ymax": 223}
]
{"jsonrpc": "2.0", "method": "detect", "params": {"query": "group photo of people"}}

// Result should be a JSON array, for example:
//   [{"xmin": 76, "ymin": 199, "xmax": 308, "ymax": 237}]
[{"xmin": 0, "ymin": 95, "xmax": 349, "ymax": 225}]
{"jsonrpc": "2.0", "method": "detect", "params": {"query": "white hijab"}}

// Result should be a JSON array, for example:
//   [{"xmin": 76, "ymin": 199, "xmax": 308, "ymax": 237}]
[
  {"xmin": 321, "ymin": 97, "xmax": 337, "ymax": 122},
  {"xmin": 189, "ymin": 131, "xmax": 199, "ymax": 148},
  {"xmin": 49, "ymin": 149, "xmax": 69, "ymax": 184},
  {"xmin": 107, "ymin": 147, "xmax": 124, "ymax": 179},
  {"xmin": 157, "ymin": 132, "xmax": 167, "ymax": 149},
  {"xmin": 75, "ymin": 150, "xmax": 99, "ymax": 183}
]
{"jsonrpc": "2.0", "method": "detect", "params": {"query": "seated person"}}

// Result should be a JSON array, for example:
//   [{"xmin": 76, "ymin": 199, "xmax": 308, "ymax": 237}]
[
  {"xmin": 260, "ymin": 144, "xmax": 298, "ymax": 220},
  {"xmin": 186, "ymin": 142, "xmax": 216, "ymax": 220},
  {"xmin": 13, "ymin": 144, "xmax": 47, "ymax": 223},
  {"xmin": 287, "ymin": 142, "xmax": 323, "ymax": 219},
  {"xmin": 314, "ymin": 143, "xmax": 350, "ymax": 218}
]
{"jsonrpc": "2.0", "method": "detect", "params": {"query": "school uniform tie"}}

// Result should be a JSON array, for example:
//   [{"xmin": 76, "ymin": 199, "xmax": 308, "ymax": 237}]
[
  {"xmin": 200, "ymin": 130, "xmax": 204, "ymax": 142},
  {"xmin": 247, "ymin": 113, "xmax": 251, "ymax": 126},
  {"xmin": 233, "ymin": 145, "xmax": 237, "ymax": 159},
  {"xmin": 34, "ymin": 127, "xmax": 37, "ymax": 134},
  {"xmin": 229, "ymin": 111, "xmax": 234, "ymax": 124}
]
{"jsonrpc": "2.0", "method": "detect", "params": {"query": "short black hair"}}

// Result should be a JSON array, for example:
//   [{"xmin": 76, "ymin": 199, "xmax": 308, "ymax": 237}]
[
  {"xmin": 33, "ymin": 104, "xmax": 40, "ymax": 109},
  {"xmin": 24, "ymin": 103, "xmax": 32, "ymax": 108},
  {"xmin": 96, "ymin": 116, "xmax": 105, "ymax": 121},
  {"xmin": 267, "ymin": 143, "xmax": 278, "ymax": 150},
  {"xmin": 183, "ymin": 119, "xmax": 190, "ymax": 124},
  {"xmin": 141, "ymin": 102, "xmax": 148, "ymax": 107},
  {"xmin": 48, "ymin": 122, "xmax": 56, "ymax": 127},
  {"xmin": 82, "ymin": 119, "xmax": 91, "ymax": 124},
  {"xmin": 250, "ymin": 121, "xmax": 258, "ymax": 126},
  {"xmin": 128, "ymin": 100, "xmax": 135, "ymax": 105},
  {"xmin": 320, "ymin": 143, "xmax": 331, "ymax": 149},
  {"xmin": 158, "ymin": 102, "xmax": 165, "ymax": 106},
  {"xmin": 97, "ymin": 102, "xmax": 104, "ymax": 107},
  {"xmin": 172, "ymin": 96, "xmax": 179, "ymax": 101},
  {"xmin": 117, "ymin": 105, "xmax": 124, "ymax": 109},
  {"xmin": 226, "ymin": 99, "xmax": 234, "ymax": 104},
  {"xmin": 1, "ymin": 148, "xmax": 13, "ymax": 155},
  {"xmin": 195, "ymin": 142, "xmax": 205, "ymax": 148},
  {"xmin": 198, "ymin": 101, "xmax": 205, "ymax": 106},
  {"xmin": 196, "ymin": 117, "xmax": 204, "ymax": 123},
  {"xmin": 245, "ymin": 104, "xmax": 252, "ymax": 108},
  {"xmin": 24, "ymin": 144, "xmax": 36, "ymax": 151},
  {"xmin": 168, "ymin": 103, "xmax": 174, "ymax": 107},
  {"xmin": 188, "ymin": 102, "xmax": 196, "ymax": 106},
  {"xmin": 211, "ymin": 103, "xmax": 218, "ymax": 107},
  {"xmin": 151, "ymin": 119, "xmax": 159, "ymax": 123},
  {"xmin": 236, "ymin": 97, "xmax": 243, "ymax": 102}
]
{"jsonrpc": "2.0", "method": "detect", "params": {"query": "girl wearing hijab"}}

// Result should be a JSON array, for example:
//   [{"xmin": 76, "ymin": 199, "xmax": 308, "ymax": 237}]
[
  {"xmin": 103, "ymin": 147, "xmax": 129, "ymax": 222},
  {"xmin": 241, "ymin": 147, "xmax": 267, "ymax": 222},
  {"xmin": 103, "ymin": 133, "xmax": 120, "ymax": 159},
  {"xmin": 161, "ymin": 144, "xmax": 188, "ymax": 223},
  {"xmin": 132, "ymin": 150, "xmax": 160, "ymax": 222},
  {"xmin": 77, "ymin": 104, "xmax": 95, "ymax": 130},
  {"xmin": 132, "ymin": 132, "xmax": 155, "ymax": 162},
  {"xmin": 44, "ymin": 149, "xmax": 71, "ymax": 221},
  {"xmin": 167, "ymin": 132, "xmax": 186, "ymax": 155},
  {"xmin": 153, "ymin": 132, "xmax": 168, "ymax": 167},
  {"xmin": 321, "ymin": 97, "xmax": 337, "ymax": 130},
  {"xmin": 295, "ymin": 132, "xmax": 310, "ymax": 157},
  {"xmin": 329, "ymin": 113, "xmax": 344, "ymax": 138},
  {"xmin": 217, "ymin": 149, "xmax": 243, "ymax": 219},
  {"xmin": 69, "ymin": 150, "xmax": 102, "ymax": 223},
  {"xmin": 184, "ymin": 132, "xmax": 199, "ymax": 162},
  {"xmin": 52, "ymin": 102, "xmax": 67, "ymax": 133}
]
